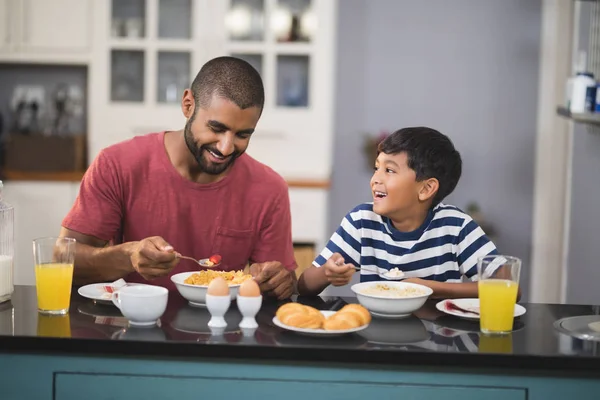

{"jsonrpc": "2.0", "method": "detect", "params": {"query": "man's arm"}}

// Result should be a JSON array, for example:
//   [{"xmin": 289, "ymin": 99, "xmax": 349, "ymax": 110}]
[
  {"xmin": 61, "ymin": 227, "xmax": 180, "ymax": 285},
  {"xmin": 60, "ymin": 227, "xmax": 136, "ymax": 285}
]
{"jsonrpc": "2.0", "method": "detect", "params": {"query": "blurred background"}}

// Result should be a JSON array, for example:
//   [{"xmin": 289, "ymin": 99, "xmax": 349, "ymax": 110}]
[{"xmin": 0, "ymin": 0, "xmax": 596, "ymax": 304}]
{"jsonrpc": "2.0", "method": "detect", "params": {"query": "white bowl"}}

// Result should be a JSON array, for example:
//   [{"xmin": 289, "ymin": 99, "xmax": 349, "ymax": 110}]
[
  {"xmin": 350, "ymin": 281, "xmax": 433, "ymax": 318},
  {"xmin": 171, "ymin": 271, "xmax": 241, "ymax": 307}
]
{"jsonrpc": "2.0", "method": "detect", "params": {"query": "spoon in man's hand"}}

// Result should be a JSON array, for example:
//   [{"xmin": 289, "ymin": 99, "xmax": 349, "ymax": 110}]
[{"xmin": 177, "ymin": 253, "xmax": 222, "ymax": 268}]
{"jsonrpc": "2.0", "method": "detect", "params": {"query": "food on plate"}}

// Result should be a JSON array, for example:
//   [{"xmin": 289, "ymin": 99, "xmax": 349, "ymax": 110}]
[
  {"xmin": 205, "ymin": 254, "xmax": 222, "ymax": 266},
  {"xmin": 207, "ymin": 277, "xmax": 229, "ymax": 296},
  {"xmin": 275, "ymin": 303, "xmax": 371, "ymax": 331},
  {"xmin": 359, "ymin": 283, "xmax": 427, "ymax": 298},
  {"xmin": 275, "ymin": 303, "xmax": 324, "ymax": 329},
  {"xmin": 184, "ymin": 270, "xmax": 252, "ymax": 286},
  {"xmin": 238, "ymin": 279, "xmax": 261, "ymax": 297}
]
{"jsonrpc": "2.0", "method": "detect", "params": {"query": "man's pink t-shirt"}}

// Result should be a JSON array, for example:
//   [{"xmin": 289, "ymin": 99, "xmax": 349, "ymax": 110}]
[{"xmin": 62, "ymin": 132, "xmax": 297, "ymax": 290}]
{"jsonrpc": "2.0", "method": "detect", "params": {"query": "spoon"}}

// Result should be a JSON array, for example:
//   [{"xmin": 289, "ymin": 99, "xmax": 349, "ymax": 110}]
[
  {"xmin": 177, "ymin": 254, "xmax": 222, "ymax": 268},
  {"xmin": 335, "ymin": 260, "xmax": 404, "ymax": 280}
]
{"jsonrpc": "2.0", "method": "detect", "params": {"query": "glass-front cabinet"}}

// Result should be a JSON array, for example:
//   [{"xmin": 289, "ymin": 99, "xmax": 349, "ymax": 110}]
[
  {"xmin": 90, "ymin": 0, "xmax": 336, "ymax": 182},
  {"xmin": 108, "ymin": 0, "xmax": 193, "ymax": 104}
]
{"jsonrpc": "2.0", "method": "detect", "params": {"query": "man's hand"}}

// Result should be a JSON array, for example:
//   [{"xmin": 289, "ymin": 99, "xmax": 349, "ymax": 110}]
[
  {"xmin": 129, "ymin": 236, "xmax": 179, "ymax": 280},
  {"xmin": 323, "ymin": 253, "xmax": 355, "ymax": 286},
  {"xmin": 250, "ymin": 261, "xmax": 295, "ymax": 300}
]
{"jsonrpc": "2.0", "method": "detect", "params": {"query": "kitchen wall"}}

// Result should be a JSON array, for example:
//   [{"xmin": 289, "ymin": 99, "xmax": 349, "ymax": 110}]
[
  {"xmin": 565, "ymin": 1, "xmax": 600, "ymax": 305},
  {"xmin": 324, "ymin": 0, "xmax": 542, "ymax": 298}
]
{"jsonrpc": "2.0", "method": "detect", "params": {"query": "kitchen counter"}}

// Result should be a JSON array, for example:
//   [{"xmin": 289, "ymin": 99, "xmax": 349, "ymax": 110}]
[{"xmin": 1, "ymin": 285, "xmax": 600, "ymax": 400}]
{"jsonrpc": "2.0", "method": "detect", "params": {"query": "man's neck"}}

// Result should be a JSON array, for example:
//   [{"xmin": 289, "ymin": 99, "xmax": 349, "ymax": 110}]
[{"xmin": 164, "ymin": 130, "xmax": 230, "ymax": 184}]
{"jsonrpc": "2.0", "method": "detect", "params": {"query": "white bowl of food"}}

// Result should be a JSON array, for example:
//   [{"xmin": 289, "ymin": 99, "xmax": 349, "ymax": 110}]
[
  {"xmin": 171, "ymin": 270, "xmax": 252, "ymax": 307},
  {"xmin": 350, "ymin": 281, "xmax": 433, "ymax": 318}
]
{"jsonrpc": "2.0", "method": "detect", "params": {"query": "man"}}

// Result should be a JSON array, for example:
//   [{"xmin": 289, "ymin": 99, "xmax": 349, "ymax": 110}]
[{"xmin": 60, "ymin": 56, "xmax": 297, "ymax": 299}]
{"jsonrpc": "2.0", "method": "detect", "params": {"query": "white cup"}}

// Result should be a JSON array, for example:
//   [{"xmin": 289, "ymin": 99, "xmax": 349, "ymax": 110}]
[{"xmin": 111, "ymin": 285, "xmax": 168, "ymax": 327}]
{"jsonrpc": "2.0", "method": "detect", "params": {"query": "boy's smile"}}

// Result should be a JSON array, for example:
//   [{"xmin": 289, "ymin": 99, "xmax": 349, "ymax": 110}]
[{"xmin": 370, "ymin": 151, "xmax": 434, "ymax": 232}]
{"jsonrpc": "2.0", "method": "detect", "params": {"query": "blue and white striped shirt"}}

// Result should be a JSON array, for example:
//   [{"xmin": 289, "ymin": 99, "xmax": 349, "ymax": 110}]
[{"xmin": 313, "ymin": 203, "xmax": 497, "ymax": 282}]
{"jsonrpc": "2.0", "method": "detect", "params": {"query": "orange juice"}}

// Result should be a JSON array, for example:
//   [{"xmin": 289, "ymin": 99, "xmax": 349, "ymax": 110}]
[
  {"xmin": 478, "ymin": 279, "xmax": 519, "ymax": 333},
  {"xmin": 479, "ymin": 333, "xmax": 513, "ymax": 353},
  {"xmin": 37, "ymin": 314, "xmax": 71, "ymax": 338},
  {"xmin": 35, "ymin": 263, "xmax": 74, "ymax": 313}
]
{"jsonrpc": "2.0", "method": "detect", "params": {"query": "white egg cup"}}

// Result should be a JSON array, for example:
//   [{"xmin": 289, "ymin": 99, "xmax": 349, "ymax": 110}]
[
  {"xmin": 236, "ymin": 295, "xmax": 262, "ymax": 329},
  {"xmin": 206, "ymin": 293, "xmax": 231, "ymax": 328}
]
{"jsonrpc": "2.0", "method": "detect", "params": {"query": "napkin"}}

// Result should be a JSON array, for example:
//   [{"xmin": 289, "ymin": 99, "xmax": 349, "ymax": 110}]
[{"xmin": 100, "ymin": 278, "xmax": 127, "ymax": 299}]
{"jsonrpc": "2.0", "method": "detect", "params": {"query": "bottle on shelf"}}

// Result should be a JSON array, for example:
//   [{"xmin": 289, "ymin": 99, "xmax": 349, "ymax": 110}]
[{"xmin": 0, "ymin": 181, "xmax": 14, "ymax": 303}]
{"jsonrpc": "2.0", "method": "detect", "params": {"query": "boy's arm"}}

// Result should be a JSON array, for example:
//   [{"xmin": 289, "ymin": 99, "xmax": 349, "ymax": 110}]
[
  {"xmin": 298, "ymin": 210, "xmax": 363, "ymax": 296},
  {"xmin": 407, "ymin": 217, "xmax": 522, "ymax": 300},
  {"xmin": 297, "ymin": 265, "xmax": 330, "ymax": 295},
  {"xmin": 402, "ymin": 278, "xmax": 478, "ymax": 299}
]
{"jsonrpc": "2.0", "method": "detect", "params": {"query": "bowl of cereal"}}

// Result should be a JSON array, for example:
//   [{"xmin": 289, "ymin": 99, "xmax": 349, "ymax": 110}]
[
  {"xmin": 350, "ymin": 281, "xmax": 433, "ymax": 318},
  {"xmin": 171, "ymin": 270, "xmax": 253, "ymax": 307}
]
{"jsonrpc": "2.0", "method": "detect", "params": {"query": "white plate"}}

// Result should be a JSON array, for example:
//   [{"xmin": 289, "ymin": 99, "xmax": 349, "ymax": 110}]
[
  {"xmin": 272, "ymin": 310, "xmax": 369, "ymax": 337},
  {"xmin": 435, "ymin": 298, "xmax": 526, "ymax": 321},
  {"xmin": 77, "ymin": 282, "xmax": 144, "ymax": 305}
]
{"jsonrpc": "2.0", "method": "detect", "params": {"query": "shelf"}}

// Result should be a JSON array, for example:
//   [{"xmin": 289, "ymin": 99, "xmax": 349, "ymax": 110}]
[
  {"xmin": 556, "ymin": 106, "xmax": 600, "ymax": 125},
  {"xmin": 3, "ymin": 170, "xmax": 85, "ymax": 182}
]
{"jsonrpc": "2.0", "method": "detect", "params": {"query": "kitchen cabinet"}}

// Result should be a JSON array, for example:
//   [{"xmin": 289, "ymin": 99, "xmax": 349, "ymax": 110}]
[
  {"xmin": 0, "ymin": 0, "xmax": 91, "ymax": 64},
  {"xmin": 3, "ymin": 182, "xmax": 80, "ymax": 286},
  {"xmin": 0, "ymin": 0, "xmax": 14, "ymax": 51}
]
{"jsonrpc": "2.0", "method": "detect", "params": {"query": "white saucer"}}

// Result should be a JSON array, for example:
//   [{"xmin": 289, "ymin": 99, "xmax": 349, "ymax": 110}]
[
  {"xmin": 77, "ymin": 282, "xmax": 144, "ymax": 305},
  {"xmin": 435, "ymin": 298, "xmax": 526, "ymax": 321},
  {"xmin": 272, "ymin": 310, "xmax": 369, "ymax": 337}
]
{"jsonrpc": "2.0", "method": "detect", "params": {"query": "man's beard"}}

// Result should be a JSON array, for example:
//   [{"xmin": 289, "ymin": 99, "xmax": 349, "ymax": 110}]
[{"xmin": 184, "ymin": 118, "xmax": 240, "ymax": 175}]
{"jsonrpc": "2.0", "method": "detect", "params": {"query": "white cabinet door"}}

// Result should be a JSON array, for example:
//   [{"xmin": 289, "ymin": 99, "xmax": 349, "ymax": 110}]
[
  {"xmin": 19, "ymin": 0, "xmax": 90, "ymax": 52},
  {"xmin": 3, "ymin": 182, "xmax": 76, "ymax": 286},
  {"xmin": 0, "ymin": 0, "xmax": 13, "ymax": 50}
]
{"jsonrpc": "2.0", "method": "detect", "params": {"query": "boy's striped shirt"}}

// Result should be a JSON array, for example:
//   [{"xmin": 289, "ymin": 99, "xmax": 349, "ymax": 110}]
[{"xmin": 313, "ymin": 203, "xmax": 497, "ymax": 282}]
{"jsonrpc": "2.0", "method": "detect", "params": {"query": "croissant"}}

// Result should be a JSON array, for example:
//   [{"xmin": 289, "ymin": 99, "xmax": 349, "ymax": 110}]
[
  {"xmin": 276, "ymin": 303, "xmax": 325, "ymax": 329},
  {"xmin": 323, "ymin": 304, "xmax": 371, "ymax": 331}
]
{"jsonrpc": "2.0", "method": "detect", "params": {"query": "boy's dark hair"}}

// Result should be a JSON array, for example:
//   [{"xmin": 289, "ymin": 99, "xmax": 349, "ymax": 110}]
[
  {"xmin": 378, "ymin": 127, "xmax": 462, "ymax": 207},
  {"xmin": 191, "ymin": 56, "xmax": 264, "ymax": 112}
]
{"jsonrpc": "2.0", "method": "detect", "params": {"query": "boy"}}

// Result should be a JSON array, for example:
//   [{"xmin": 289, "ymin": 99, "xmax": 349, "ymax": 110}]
[{"xmin": 299, "ymin": 127, "xmax": 511, "ymax": 299}]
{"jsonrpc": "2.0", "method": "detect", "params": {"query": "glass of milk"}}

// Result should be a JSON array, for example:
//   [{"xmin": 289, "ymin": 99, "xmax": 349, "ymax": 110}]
[{"xmin": 0, "ymin": 181, "xmax": 14, "ymax": 303}]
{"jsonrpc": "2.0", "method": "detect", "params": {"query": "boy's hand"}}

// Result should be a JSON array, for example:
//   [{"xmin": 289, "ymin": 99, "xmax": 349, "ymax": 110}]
[{"xmin": 323, "ymin": 253, "xmax": 355, "ymax": 286}]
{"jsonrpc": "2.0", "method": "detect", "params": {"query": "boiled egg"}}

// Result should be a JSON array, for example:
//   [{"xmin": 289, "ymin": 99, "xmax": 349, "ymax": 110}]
[
  {"xmin": 207, "ymin": 277, "xmax": 229, "ymax": 296},
  {"xmin": 239, "ymin": 279, "xmax": 261, "ymax": 297}
]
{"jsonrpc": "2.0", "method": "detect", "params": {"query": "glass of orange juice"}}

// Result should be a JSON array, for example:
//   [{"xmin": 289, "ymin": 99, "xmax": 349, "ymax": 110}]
[
  {"xmin": 33, "ymin": 237, "xmax": 76, "ymax": 315},
  {"xmin": 477, "ymin": 255, "xmax": 521, "ymax": 335}
]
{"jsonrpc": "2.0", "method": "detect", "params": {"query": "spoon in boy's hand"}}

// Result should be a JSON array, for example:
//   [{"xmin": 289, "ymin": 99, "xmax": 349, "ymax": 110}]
[
  {"xmin": 177, "ymin": 253, "xmax": 222, "ymax": 268},
  {"xmin": 336, "ymin": 260, "xmax": 404, "ymax": 280}
]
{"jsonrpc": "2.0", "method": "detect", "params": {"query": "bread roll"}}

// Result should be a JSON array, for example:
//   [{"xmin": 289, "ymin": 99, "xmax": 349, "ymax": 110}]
[
  {"xmin": 323, "ymin": 304, "xmax": 371, "ymax": 331},
  {"xmin": 338, "ymin": 304, "xmax": 372, "ymax": 325},
  {"xmin": 276, "ymin": 303, "xmax": 325, "ymax": 329}
]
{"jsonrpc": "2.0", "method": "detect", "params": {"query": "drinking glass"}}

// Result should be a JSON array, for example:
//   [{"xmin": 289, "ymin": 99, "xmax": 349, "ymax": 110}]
[
  {"xmin": 477, "ymin": 255, "xmax": 521, "ymax": 335},
  {"xmin": 33, "ymin": 237, "xmax": 76, "ymax": 315}
]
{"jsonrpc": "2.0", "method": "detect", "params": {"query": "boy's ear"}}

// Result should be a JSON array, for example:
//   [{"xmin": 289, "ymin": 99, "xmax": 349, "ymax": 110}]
[{"xmin": 418, "ymin": 178, "xmax": 439, "ymax": 202}]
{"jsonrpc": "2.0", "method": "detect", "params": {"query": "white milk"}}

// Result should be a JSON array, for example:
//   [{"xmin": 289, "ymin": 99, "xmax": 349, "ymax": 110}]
[{"xmin": 0, "ymin": 254, "xmax": 14, "ymax": 302}]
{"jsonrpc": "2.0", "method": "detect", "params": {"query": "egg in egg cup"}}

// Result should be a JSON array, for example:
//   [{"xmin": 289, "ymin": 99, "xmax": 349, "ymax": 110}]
[
  {"xmin": 206, "ymin": 277, "xmax": 231, "ymax": 328},
  {"xmin": 237, "ymin": 279, "xmax": 262, "ymax": 329}
]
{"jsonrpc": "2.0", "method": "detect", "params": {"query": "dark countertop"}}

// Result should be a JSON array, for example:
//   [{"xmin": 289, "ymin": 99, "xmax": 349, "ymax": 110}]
[{"xmin": 1, "ymin": 286, "xmax": 600, "ymax": 373}]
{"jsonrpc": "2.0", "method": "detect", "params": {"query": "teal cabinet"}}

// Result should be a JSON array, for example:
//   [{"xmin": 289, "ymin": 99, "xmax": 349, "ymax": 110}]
[{"xmin": 54, "ymin": 373, "xmax": 526, "ymax": 400}]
